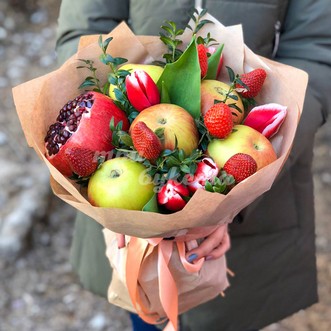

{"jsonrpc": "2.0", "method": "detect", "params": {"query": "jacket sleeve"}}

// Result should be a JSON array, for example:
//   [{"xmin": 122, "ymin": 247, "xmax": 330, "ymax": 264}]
[
  {"xmin": 274, "ymin": 0, "xmax": 331, "ymax": 162},
  {"xmin": 55, "ymin": 0, "xmax": 129, "ymax": 65}
]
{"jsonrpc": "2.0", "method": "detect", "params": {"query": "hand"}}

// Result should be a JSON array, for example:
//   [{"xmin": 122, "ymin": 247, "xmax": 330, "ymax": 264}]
[{"xmin": 186, "ymin": 224, "xmax": 230, "ymax": 263}]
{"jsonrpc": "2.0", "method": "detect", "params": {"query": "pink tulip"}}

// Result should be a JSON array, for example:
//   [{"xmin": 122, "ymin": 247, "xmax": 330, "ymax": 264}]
[
  {"xmin": 125, "ymin": 70, "xmax": 160, "ymax": 111},
  {"xmin": 157, "ymin": 180, "xmax": 190, "ymax": 212},
  {"xmin": 243, "ymin": 103, "xmax": 287, "ymax": 138},
  {"xmin": 186, "ymin": 157, "xmax": 219, "ymax": 193}
]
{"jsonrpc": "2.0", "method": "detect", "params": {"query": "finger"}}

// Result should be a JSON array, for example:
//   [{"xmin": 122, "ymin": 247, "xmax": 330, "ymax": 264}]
[
  {"xmin": 186, "ymin": 225, "xmax": 228, "ymax": 262},
  {"xmin": 205, "ymin": 232, "xmax": 231, "ymax": 260},
  {"xmin": 116, "ymin": 234, "xmax": 126, "ymax": 249}
]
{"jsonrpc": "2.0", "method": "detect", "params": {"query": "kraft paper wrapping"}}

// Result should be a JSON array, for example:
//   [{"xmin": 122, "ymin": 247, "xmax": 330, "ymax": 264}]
[
  {"xmin": 103, "ymin": 229, "xmax": 229, "ymax": 319},
  {"xmin": 12, "ymin": 15, "xmax": 308, "ymax": 240}
]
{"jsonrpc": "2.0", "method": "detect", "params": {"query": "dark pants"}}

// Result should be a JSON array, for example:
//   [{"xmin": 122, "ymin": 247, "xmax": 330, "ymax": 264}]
[
  {"xmin": 129, "ymin": 313, "xmax": 259, "ymax": 331},
  {"xmin": 129, "ymin": 313, "xmax": 159, "ymax": 331}
]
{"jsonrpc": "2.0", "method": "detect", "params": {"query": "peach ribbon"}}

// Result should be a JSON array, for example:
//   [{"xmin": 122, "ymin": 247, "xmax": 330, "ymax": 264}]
[{"xmin": 125, "ymin": 237, "xmax": 205, "ymax": 331}]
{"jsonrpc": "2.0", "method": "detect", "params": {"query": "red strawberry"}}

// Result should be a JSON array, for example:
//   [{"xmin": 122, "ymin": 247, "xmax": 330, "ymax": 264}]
[
  {"xmin": 204, "ymin": 103, "xmax": 233, "ymax": 139},
  {"xmin": 131, "ymin": 121, "xmax": 162, "ymax": 161},
  {"xmin": 65, "ymin": 147, "xmax": 99, "ymax": 177},
  {"xmin": 236, "ymin": 68, "xmax": 267, "ymax": 98},
  {"xmin": 197, "ymin": 44, "xmax": 208, "ymax": 78},
  {"xmin": 223, "ymin": 153, "xmax": 257, "ymax": 183}
]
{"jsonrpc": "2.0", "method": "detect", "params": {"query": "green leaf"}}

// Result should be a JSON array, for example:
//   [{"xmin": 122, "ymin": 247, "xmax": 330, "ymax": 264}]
[
  {"xmin": 142, "ymin": 193, "xmax": 159, "ymax": 213},
  {"xmin": 160, "ymin": 81, "xmax": 172, "ymax": 103},
  {"xmin": 178, "ymin": 149, "xmax": 185, "ymax": 162},
  {"xmin": 112, "ymin": 57, "xmax": 128, "ymax": 66},
  {"xmin": 166, "ymin": 156, "xmax": 181, "ymax": 167},
  {"xmin": 226, "ymin": 66, "xmax": 236, "ymax": 83},
  {"xmin": 101, "ymin": 81, "xmax": 109, "ymax": 93},
  {"xmin": 79, "ymin": 80, "xmax": 97, "ymax": 89},
  {"xmin": 180, "ymin": 164, "xmax": 191, "ymax": 173},
  {"xmin": 205, "ymin": 44, "xmax": 224, "ymax": 80},
  {"xmin": 109, "ymin": 117, "xmax": 115, "ymax": 131},
  {"xmin": 189, "ymin": 163, "xmax": 197, "ymax": 174},
  {"xmin": 119, "ymin": 132, "xmax": 133, "ymax": 147},
  {"xmin": 99, "ymin": 36, "xmax": 113, "ymax": 53},
  {"xmin": 205, "ymin": 180, "xmax": 214, "ymax": 192},
  {"xmin": 157, "ymin": 37, "xmax": 201, "ymax": 118},
  {"xmin": 99, "ymin": 53, "xmax": 114, "ymax": 65}
]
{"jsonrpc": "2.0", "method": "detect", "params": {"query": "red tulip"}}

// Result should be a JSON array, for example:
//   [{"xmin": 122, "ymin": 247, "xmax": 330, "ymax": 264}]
[
  {"xmin": 125, "ymin": 70, "xmax": 160, "ymax": 111},
  {"xmin": 244, "ymin": 103, "xmax": 287, "ymax": 139},
  {"xmin": 157, "ymin": 180, "xmax": 190, "ymax": 212},
  {"xmin": 186, "ymin": 157, "xmax": 219, "ymax": 193}
]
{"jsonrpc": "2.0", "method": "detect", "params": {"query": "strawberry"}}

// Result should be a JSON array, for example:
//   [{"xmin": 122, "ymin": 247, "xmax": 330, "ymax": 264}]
[
  {"xmin": 131, "ymin": 121, "xmax": 162, "ymax": 161},
  {"xmin": 65, "ymin": 147, "xmax": 98, "ymax": 177},
  {"xmin": 197, "ymin": 44, "xmax": 208, "ymax": 78},
  {"xmin": 223, "ymin": 153, "xmax": 257, "ymax": 183},
  {"xmin": 204, "ymin": 103, "xmax": 233, "ymax": 138},
  {"xmin": 236, "ymin": 68, "xmax": 267, "ymax": 98}
]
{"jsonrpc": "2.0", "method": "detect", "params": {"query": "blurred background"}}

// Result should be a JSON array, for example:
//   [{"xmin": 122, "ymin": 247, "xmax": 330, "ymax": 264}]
[{"xmin": 0, "ymin": 1, "xmax": 330, "ymax": 330}]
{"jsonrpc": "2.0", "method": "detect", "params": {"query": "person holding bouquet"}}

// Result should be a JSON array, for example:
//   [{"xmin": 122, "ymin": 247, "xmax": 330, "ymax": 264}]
[{"xmin": 54, "ymin": 0, "xmax": 331, "ymax": 330}]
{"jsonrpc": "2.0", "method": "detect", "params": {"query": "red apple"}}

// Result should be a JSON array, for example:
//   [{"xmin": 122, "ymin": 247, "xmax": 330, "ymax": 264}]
[
  {"xmin": 130, "ymin": 103, "xmax": 199, "ymax": 156},
  {"xmin": 201, "ymin": 80, "xmax": 244, "ymax": 124},
  {"xmin": 87, "ymin": 157, "xmax": 155, "ymax": 210},
  {"xmin": 207, "ymin": 124, "xmax": 277, "ymax": 170}
]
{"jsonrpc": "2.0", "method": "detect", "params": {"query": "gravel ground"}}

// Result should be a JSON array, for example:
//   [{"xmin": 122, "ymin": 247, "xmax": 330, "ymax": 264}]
[{"xmin": 0, "ymin": 1, "xmax": 330, "ymax": 331}]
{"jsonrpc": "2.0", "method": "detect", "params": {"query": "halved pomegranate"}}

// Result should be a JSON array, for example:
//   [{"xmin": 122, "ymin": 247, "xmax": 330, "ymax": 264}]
[{"xmin": 44, "ymin": 91, "xmax": 129, "ymax": 177}]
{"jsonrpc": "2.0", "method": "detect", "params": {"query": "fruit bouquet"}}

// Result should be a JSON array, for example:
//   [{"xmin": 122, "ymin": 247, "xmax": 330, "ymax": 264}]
[{"xmin": 13, "ymin": 9, "xmax": 307, "ymax": 331}]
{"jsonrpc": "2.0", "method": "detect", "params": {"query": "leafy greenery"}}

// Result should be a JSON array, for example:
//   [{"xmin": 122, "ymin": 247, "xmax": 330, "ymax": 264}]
[
  {"xmin": 204, "ymin": 171, "xmax": 235, "ymax": 194},
  {"xmin": 76, "ymin": 59, "xmax": 102, "ymax": 92},
  {"xmin": 159, "ymin": 20, "xmax": 184, "ymax": 64},
  {"xmin": 97, "ymin": 36, "xmax": 138, "ymax": 121},
  {"xmin": 187, "ymin": 8, "xmax": 214, "ymax": 35},
  {"xmin": 159, "ymin": 8, "xmax": 215, "ymax": 65},
  {"xmin": 109, "ymin": 117, "xmax": 133, "ymax": 148}
]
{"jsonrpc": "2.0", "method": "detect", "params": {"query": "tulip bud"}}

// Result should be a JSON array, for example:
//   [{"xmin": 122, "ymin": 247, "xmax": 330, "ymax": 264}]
[
  {"xmin": 186, "ymin": 157, "xmax": 219, "ymax": 193},
  {"xmin": 157, "ymin": 180, "xmax": 190, "ymax": 212},
  {"xmin": 125, "ymin": 70, "xmax": 160, "ymax": 111},
  {"xmin": 243, "ymin": 103, "xmax": 287, "ymax": 139}
]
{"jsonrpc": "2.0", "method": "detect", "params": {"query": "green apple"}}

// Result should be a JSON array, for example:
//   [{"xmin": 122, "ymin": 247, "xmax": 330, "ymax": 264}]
[
  {"xmin": 130, "ymin": 103, "xmax": 199, "ymax": 156},
  {"xmin": 201, "ymin": 80, "xmax": 244, "ymax": 124},
  {"xmin": 87, "ymin": 157, "xmax": 155, "ymax": 209},
  {"xmin": 109, "ymin": 63, "xmax": 163, "ymax": 100},
  {"xmin": 207, "ymin": 124, "xmax": 277, "ymax": 170}
]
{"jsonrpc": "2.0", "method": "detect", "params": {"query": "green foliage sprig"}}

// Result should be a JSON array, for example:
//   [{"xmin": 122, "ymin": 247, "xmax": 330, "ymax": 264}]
[
  {"xmin": 98, "ymin": 36, "xmax": 138, "ymax": 122},
  {"xmin": 187, "ymin": 8, "xmax": 213, "ymax": 35},
  {"xmin": 77, "ymin": 36, "xmax": 138, "ymax": 122},
  {"xmin": 159, "ymin": 20, "xmax": 184, "ymax": 64},
  {"xmin": 76, "ymin": 59, "xmax": 103, "ymax": 93}
]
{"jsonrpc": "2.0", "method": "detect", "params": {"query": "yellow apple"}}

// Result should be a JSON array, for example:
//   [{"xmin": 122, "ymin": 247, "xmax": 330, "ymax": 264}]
[
  {"xmin": 130, "ymin": 103, "xmax": 199, "ymax": 156},
  {"xmin": 87, "ymin": 157, "xmax": 155, "ymax": 209},
  {"xmin": 109, "ymin": 63, "xmax": 163, "ymax": 99},
  {"xmin": 207, "ymin": 124, "xmax": 277, "ymax": 170},
  {"xmin": 201, "ymin": 80, "xmax": 244, "ymax": 124}
]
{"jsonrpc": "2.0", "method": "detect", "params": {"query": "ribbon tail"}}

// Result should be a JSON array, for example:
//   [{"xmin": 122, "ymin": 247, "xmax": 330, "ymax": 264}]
[
  {"xmin": 158, "ymin": 240, "xmax": 178, "ymax": 330},
  {"xmin": 126, "ymin": 237, "xmax": 161, "ymax": 324}
]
